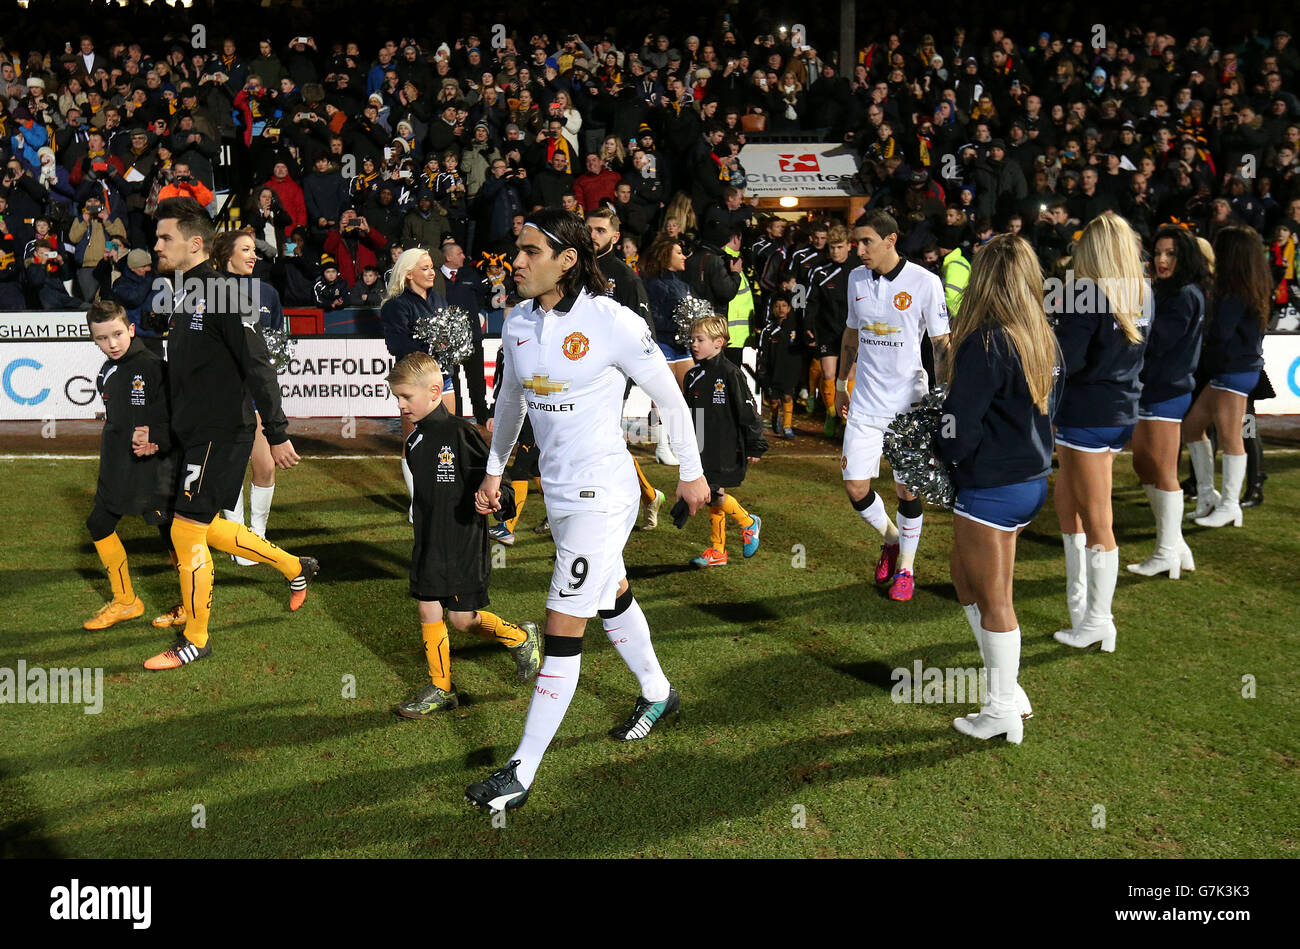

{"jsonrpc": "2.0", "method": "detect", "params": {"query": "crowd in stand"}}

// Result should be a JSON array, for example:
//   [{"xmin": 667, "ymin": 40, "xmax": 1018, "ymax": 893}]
[{"xmin": 1, "ymin": 10, "xmax": 1298, "ymax": 336}]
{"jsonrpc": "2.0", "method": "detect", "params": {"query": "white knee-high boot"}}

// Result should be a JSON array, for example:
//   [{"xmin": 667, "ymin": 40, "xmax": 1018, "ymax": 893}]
[
  {"xmin": 953, "ymin": 625, "xmax": 1024, "ymax": 744},
  {"xmin": 223, "ymin": 486, "xmax": 256, "ymax": 565},
  {"xmin": 1054, "ymin": 547, "xmax": 1118, "ymax": 651},
  {"xmin": 1129, "ymin": 487, "xmax": 1195, "ymax": 578},
  {"xmin": 1187, "ymin": 438, "xmax": 1220, "ymax": 519},
  {"xmin": 1195, "ymin": 453, "xmax": 1245, "ymax": 528},
  {"xmin": 1058, "ymin": 532, "xmax": 1088, "ymax": 633},
  {"xmin": 963, "ymin": 603, "xmax": 1032, "ymax": 719},
  {"xmin": 250, "ymin": 483, "xmax": 275, "ymax": 538}
]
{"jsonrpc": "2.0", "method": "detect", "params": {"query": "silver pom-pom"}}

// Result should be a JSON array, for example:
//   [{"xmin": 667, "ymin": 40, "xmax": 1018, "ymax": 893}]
[
  {"xmin": 413, "ymin": 304, "xmax": 475, "ymax": 368},
  {"xmin": 262, "ymin": 327, "xmax": 295, "ymax": 374},
  {"xmin": 883, "ymin": 386, "xmax": 956, "ymax": 509},
  {"xmin": 673, "ymin": 294, "xmax": 716, "ymax": 346}
]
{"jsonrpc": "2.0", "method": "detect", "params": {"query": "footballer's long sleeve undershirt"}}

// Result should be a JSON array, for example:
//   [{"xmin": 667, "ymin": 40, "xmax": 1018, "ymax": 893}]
[
  {"xmin": 618, "ymin": 326, "xmax": 705, "ymax": 484},
  {"xmin": 485, "ymin": 347, "xmax": 527, "ymax": 478}
]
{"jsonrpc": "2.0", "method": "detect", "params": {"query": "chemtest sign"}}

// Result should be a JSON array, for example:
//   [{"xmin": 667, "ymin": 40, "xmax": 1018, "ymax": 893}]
[{"xmin": 744, "ymin": 143, "xmax": 864, "ymax": 197}]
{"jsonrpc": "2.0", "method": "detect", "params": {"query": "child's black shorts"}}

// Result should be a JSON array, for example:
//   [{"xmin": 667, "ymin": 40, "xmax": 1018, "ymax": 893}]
[
  {"xmin": 411, "ymin": 590, "xmax": 490, "ymax": 612},
  {"xmin": 173, "ymin": 440, "xmax": 254, "ymax": 521}
]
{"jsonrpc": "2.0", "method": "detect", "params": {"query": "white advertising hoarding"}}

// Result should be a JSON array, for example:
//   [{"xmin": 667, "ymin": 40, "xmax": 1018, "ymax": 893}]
[
  {"xmin": 2, "ymin": 335, "xmax": 1292, "ymax": 420},
  {"xmin": 0, "ymin": 312, "xmax": 92, "ymax": 341},
  {"xmin": 742, "ymin": 143, "xmax": 864, "ymax": 198}
]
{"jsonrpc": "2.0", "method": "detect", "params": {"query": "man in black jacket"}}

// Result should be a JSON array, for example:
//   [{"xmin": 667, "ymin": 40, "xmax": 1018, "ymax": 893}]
[
  {"xmin": 686, "ymin": 225, "xmax": 742, "ymax": 314},
  {"xmin": 440, "ymin": 240, "xmax": 491, "ymax": 423},
  {"xmin": 587, "ymin": 207, "xmax": 666, "ymax": 529},
  {"xmin": 142, "ymin": 197, "xmax": 317, "ymax": 672}
]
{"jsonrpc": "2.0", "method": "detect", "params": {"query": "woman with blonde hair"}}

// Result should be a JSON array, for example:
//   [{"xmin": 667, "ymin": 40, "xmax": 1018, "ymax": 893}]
[
  {"xmin": 938, "ymin": 234, "xmax": 1063, "ymax": 744},
  {"xmin": 551, "ymin": 89, "xmax": 582, "ymax": 153},
  {"xmin": 381, "ymin": 247, "xmax": 453, "ymax": 518},
  {"xmin": 1183, "ymin": 227, "xmax": 1272, "ymax": 528},
  {"xmin": 662, "ymin": 192, "xmax": 697, "ymax": 245},
  {"xmin": 1052, "ymin": 212, "xmax": 1150, "ymax": 654},
  {"xmin": 598, "ymin": 135, "xmax": 628, "ymax": 174},
  {"xmin": 773, "ymin": 72, "xmax": 806, "ymax": 133}
]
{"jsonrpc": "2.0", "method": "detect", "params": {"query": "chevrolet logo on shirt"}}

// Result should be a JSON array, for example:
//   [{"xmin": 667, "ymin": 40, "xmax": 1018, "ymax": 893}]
[
  {"xmin": 522, "ymin": 374, "xmax": 569, "ymax": 396},
  {"xmin": 862, "ymin": 321, "xmax": 902, "ymax": 336}
]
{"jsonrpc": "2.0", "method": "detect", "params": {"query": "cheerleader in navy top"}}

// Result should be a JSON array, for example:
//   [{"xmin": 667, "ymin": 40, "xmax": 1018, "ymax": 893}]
[
  {"xmin": 1128, "ymin": 226, "xmax": 1208, "ymax": 579},
  {"xmin": 936, "ymin": 234, "xmax": 1063, "ymax": 745},
  {"xmin": 380, "ymin": 247, "xmax": 451, "ymax": 520},
  {"xmin": 1182, "ymin": 227, "xmax": 1272, "ymax": 529},
  {"xmin": 1051, "ymin": 213, "xmax": 1149, "ymax": 655}
]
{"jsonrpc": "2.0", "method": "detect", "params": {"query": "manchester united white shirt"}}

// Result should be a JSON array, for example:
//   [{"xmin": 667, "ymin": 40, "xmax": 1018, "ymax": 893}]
[
  {"xmin": 845, "ymin": 258, "xmax": 950, "ymax": 421},
  {"xmin": 487, "ymin": 288, "xmax": 704, "ymax": 512}
]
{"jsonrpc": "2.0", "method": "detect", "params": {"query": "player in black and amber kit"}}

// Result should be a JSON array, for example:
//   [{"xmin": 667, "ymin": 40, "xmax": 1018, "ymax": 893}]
[
  {"xmin": 142, "ymin": 197, "xmax": 318, "ymax": 671},
  {"xmin": 388, "ymin": 352, "xmax": 541, "ymax": 717}
]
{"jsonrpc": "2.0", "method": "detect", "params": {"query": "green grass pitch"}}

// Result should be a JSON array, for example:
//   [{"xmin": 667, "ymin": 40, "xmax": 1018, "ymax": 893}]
[{"xmin": 1, "ymin": 448, "xmax": 1297, "ymax": 858}]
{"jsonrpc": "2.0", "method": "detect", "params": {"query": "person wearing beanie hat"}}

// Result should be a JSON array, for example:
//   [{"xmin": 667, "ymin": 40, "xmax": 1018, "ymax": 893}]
[
  {"xmin": 8, "ymin": 103, "xmax": 49, "ymax": 175},
  {"xmin": 314, "ymin": 254, "xmax": 348, "ymax": 310},
  {"xmin": 109, "ymin": 247, "xmax": 163, "ymax": 352}
]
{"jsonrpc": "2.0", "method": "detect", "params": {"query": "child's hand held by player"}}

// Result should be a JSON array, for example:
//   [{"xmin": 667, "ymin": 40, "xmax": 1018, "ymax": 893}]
[{"xmin": 475, "ymin": 474, "xmax": 502, "ymax": 514}]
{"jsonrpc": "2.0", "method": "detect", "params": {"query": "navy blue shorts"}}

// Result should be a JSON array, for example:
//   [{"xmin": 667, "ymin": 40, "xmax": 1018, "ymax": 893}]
[
  {"xmin": 1210, "ymin": 370, "xmax": 1260, "ymax": 397},
  {"xmin": 658, "ymin": 340, "xmax": 691, "ymax": 363},
  {"xmin": 1138, "ymin": 392, "xmax": 1193, "ymax": 422},
  {"xmin": 953, "ymin": 478, "xmax": 1049, "ymax": 532},
  {"xmin": 1056, "ymin": 424, "xmax": 1134, "ymax": 453}
]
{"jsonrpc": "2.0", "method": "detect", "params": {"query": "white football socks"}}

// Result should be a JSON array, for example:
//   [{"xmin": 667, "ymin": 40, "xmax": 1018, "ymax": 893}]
[
  {"xmin": 511, "ymin": 650, "xmax": 580, "ymax": 789},
  {"xmin": 250, "ymin": 483, "xmax": 275, "ymax": 538},
  {"xmin": 604, "ymin": 597, "xmax": 670, "ymax": 702},
  {"xmin": 897, "ymin": 512, "xmax": 923, "ymax": 571},
  {"xmin": 857, "ymin": 493, "xmax": 899, "ymax": 543}
]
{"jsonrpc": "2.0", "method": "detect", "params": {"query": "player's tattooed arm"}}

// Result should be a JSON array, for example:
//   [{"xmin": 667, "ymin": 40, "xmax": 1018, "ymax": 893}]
[{"xmin": 838, "ymin": 327, "xmax": 857, "ymax": 378}]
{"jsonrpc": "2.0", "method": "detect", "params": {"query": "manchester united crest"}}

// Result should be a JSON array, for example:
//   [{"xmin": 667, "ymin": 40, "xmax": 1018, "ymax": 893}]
[
  {"xmin": 562, "ymin": 332, "xmax": 590, "ymax": 360},
  {"xmin": 893, "ymin": 291, "xmax": 912, "ymax": 310}
]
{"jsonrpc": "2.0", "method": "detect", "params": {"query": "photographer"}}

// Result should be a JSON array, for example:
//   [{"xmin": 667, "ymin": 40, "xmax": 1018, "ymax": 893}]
[
  {"xmin": 156, "ymin": 161, "xmax": 214, "ymax": 207},
  {"xmin": 322, "ymin": 207, "xmax": 389, "ymax": 286},
  {"xmin": 68, "ymin": 129, "xmax": 124, "ymax": 187},
  {"xmin": 233, "ymin": 74, "xmax": 274, "ymax": 148},
  {"xmin": 1, "ymin": 160, "xmax": 49, "ymax": 251},
  {"xmin": 244, "ymin": 185, "xmax": 294, "ymax": 256},
  {"xmin": 24, "ymin": 237, "xmax": 86, "ymax": 310},
  {"xmin": 68, "ymin": 196, "xmax": 127, "ymax": 300},
  {"xmin": 476, "ymin": 156, "xmax": 529, "ymax": 249},
  {"xmin": 302, "ymin": 152, "xmax": 350, "ymax": 242}
]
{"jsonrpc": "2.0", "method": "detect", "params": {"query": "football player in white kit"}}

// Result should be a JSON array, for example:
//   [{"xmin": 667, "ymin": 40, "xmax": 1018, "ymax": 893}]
[
  {"xmin": 834, "ymin": 210, "xmax": 950, "ymax": 602},
  {"xmin": 466, "ymin": 209, "xmax": 711, "ymax": 813}
]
